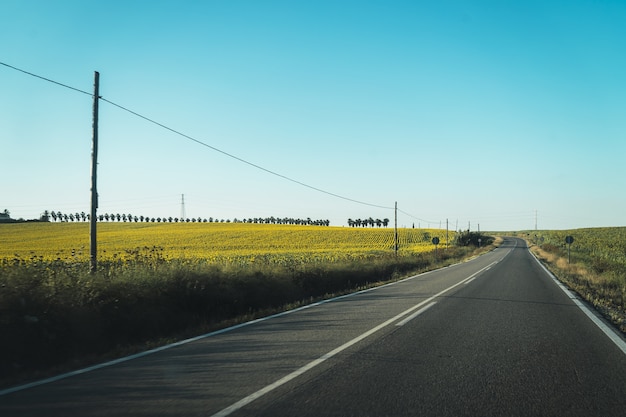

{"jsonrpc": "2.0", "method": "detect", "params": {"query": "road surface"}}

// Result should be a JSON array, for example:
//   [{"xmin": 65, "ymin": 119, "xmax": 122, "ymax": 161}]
[{"xmin": 1, "ymin": 237, "xmax": 625, "ymax": 416}]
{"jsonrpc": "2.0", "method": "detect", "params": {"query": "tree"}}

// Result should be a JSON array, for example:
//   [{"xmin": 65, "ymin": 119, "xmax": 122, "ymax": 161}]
[{"xmin": 454, "ymin": 231, "xmax": 493, "ymax": 247}]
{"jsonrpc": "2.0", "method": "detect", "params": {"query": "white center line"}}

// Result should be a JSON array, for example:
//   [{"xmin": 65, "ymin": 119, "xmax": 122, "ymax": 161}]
[
  {"xmin": 210, "ymin": 262, "xmax": 497, "ymax": 417},
  {"xmin": 464, "ymin": 262, "xmax": 496, "ymax": 284},
  {"xmin": 396, "ymin": 302, "xmax": 437, "ymax": 326}
]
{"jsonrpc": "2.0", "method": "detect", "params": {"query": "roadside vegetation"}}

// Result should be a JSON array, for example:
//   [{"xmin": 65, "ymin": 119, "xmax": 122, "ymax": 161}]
[
  {"xmin": 0, "ymin": 223, "xmax": 493, "ymax": 388},
  {"xmin": 519, "ymin": 227, "xmax": 626, "ymax": 335}
]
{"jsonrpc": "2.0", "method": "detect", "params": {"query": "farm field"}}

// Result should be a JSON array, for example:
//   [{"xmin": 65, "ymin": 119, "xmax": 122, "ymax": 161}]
[
  {"xmin": 531, "ymin": 227, "xmax": 626, "ymax": 270},
  {"xmin": 0, "ymin": 222, "xmax": 452, "ymax": 264}
]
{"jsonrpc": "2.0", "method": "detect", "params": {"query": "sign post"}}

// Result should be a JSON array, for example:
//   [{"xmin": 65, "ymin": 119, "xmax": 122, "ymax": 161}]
[
  {"xmin": 432, "ymin": 237, "xmax": 440, "ymax": 261},
  {"xmin": 565, "ymin": 235, "xmax": 574, "ymax": 264}
]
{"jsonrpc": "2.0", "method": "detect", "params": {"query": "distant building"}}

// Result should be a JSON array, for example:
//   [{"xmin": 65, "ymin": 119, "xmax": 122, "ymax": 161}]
[{"xmin": 0, "ymin": 212, "xmax": 12, "ymax": 222}]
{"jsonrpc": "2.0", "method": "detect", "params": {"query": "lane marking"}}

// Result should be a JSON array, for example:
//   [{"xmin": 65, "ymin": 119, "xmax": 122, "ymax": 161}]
[
  {"xmin": 464, "ymin": 262, "xmax": 496, "ymax": 285},
  {"xmin": 396, "ymin": 302, "xmax": 437, "ymax": 326},
  {"xmin": 529, "ymin": 249, "xmax": 626, "ymax": 356},
  {"xmin": 210, "ymin": 263, "xmax": 497, "ymax": 417}
]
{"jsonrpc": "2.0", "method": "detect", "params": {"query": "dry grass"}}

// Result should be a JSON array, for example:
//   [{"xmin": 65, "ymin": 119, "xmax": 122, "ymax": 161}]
[{"xmin": 529, "ymin": 242, "xmax": 626, "ymax": 334}]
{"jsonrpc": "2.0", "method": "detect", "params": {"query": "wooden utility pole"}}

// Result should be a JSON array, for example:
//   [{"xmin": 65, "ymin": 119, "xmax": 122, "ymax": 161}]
[{"xmin": 90, "ymin": 71, "xmax": 100, "ymax": 273}]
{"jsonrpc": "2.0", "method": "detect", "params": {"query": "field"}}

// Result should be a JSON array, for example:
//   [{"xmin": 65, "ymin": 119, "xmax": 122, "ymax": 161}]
[
  {"xmin": 522, "ymin": 227, "xmax": 626, "ymax": 333},
  {"xmin": 0, "ymin": 222, "xmax": 453, "ymax": 264},
  {"xmin": 1, "ymin": 222, "xmax": 475, "ymax": 387}
]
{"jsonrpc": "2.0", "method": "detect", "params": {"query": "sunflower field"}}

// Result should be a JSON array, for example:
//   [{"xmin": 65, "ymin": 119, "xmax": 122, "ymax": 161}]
[{"xmin": 0, "ymin": 222, "xmax": 452, "ymax": 265}]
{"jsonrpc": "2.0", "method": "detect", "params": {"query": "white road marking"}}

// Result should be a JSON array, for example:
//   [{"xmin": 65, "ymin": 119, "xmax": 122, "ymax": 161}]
[
  {"xmin": 395, "ymin": 302, "xmax": 437, "ymax": 326},
  {"xmin": 530, "ymin": 250, "xmax": 626, "ymax": 356},
  {"xmin": 464, "ymin": 262, "xmax": 496, "ymax": 284},
  {"xmin": 210, "ymin": 263, "xmax": 496, "ymax": 417}
]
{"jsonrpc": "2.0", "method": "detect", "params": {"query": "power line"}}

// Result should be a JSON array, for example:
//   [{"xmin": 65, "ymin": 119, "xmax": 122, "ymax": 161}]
[
  {"xmin": 99, "ymin": 97, "xmax": 394, "ymax": 210},
  {"xmin": 0, "ymin": 61, "xmax": 92, "ymax": 96},
  {"xmin": 397, "ymin": 209, "xmax": 439, "ymax": 225},
  {"xmin": 0, "ymin": 61, "xmax": 392, "ymax": 210}
]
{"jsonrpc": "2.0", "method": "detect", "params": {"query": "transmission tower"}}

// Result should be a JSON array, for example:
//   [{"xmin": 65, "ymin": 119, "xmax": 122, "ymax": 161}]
[{"xmin": 181, "ymin": 194, "xmax": 186, "ymax": 221}]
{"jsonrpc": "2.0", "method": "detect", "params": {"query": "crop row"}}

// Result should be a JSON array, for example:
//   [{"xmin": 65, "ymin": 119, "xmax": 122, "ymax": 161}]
[{"xmin": 0, "ymin": 223, "xmax": 454, "ymax": 266}]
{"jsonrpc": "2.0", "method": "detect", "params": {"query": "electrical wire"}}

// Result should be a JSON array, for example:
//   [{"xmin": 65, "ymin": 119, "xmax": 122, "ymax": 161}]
[
  {"xmin": 397, "ymin": 209, "xmax": 440, "ymax": 225},
  {"xmin": 0, "ymin": 61, "xmax": 92, "ymax": 96},
  {"xmin": 99, "ymin": 97, "xmax": 394, "ymax": 210},
  {"xmin": 1, "ymin": 61, "xmax": 393, "ymax": 210}
]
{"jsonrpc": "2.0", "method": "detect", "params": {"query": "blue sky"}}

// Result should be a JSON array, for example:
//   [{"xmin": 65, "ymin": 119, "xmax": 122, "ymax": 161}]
[{"xmin": 1, "ymin": 0, "xmax": 625, "ymax": 230}]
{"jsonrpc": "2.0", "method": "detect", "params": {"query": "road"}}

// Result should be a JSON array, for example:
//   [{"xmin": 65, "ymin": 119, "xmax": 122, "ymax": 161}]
[{"xmin": 1, "ymin": 237, "xmax": 625, "ymax": 416}]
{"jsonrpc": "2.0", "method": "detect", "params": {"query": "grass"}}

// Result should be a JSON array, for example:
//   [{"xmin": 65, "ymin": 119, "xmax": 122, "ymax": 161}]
[{"xmin": 0, "ymin": 223, "xmax": 491, "ymax": 388}]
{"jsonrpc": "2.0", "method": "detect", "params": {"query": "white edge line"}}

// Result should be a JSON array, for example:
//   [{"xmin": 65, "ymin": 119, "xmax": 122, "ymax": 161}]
[
  {"xmin": 529, "ymin": 248, "xmax": 626, "ymax": 356},
  {"xmin": 0, "ymin": 263, "xmax": 460, "ymax": 396},
  {"xmin": 396, "ymin": 302, "xmax": 437, "ymax": 326},
  {"xmin": 210, "ymin": 263, "xmax": 498, "ymax": 417}
]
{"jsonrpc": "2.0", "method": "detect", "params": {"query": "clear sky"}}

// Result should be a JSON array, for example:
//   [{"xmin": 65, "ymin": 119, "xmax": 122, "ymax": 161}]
[{"xmin": 1, "ymin": 0, "xmax": 625, "ymax": 231}]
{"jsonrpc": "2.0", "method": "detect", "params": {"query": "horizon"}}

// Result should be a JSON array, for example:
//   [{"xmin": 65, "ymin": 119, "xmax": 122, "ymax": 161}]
[{"xmin": 1, "ymin": 208, "xmax": 623, "ymax": 233}]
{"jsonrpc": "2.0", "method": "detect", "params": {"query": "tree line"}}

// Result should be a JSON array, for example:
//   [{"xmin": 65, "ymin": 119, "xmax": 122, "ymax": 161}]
[
  {"xmin": 42, "ymin": 211, "xmax": 330, "ymax": 226},
  {"xmin": 347, "ymin": 218, "xmax": 391, "ymax": 228}
]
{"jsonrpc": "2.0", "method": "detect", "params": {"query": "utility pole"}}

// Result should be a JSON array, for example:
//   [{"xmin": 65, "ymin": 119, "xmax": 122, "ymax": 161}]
[
  {"xmin": 90, "ymin": 71, "xmax": 100, "ymax": 273},
  {"xmin": 394, "ymin": 201, "xmax": 398, "ymax": 256},
  {"xmin": 181, "ymin": 194, "xmax": 186, "ymax": 221},
  {"xmin": 446, "ymin": 218, "xmax": 449, "ymax": 249}
]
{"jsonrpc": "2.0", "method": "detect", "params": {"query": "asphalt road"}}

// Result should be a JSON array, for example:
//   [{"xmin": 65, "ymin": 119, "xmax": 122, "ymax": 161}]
[{"xmin": 1, "ymin": 237, "xmax": 625, "ymax": 416}]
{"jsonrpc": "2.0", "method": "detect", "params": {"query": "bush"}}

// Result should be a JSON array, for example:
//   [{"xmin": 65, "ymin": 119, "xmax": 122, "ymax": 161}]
[{"xmin": 454, "ymin": 231, "xmax": 493, "ymax": 247}]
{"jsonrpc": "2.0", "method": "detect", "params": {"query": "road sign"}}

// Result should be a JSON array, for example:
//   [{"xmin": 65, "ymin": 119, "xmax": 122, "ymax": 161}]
[
  {"xmin": 432, "ymin": 237, "xmax": 440, "ymax": 245},
  {"xmin": 565, "ymin": 236, "xmax": 574, "ymax": 263}
]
